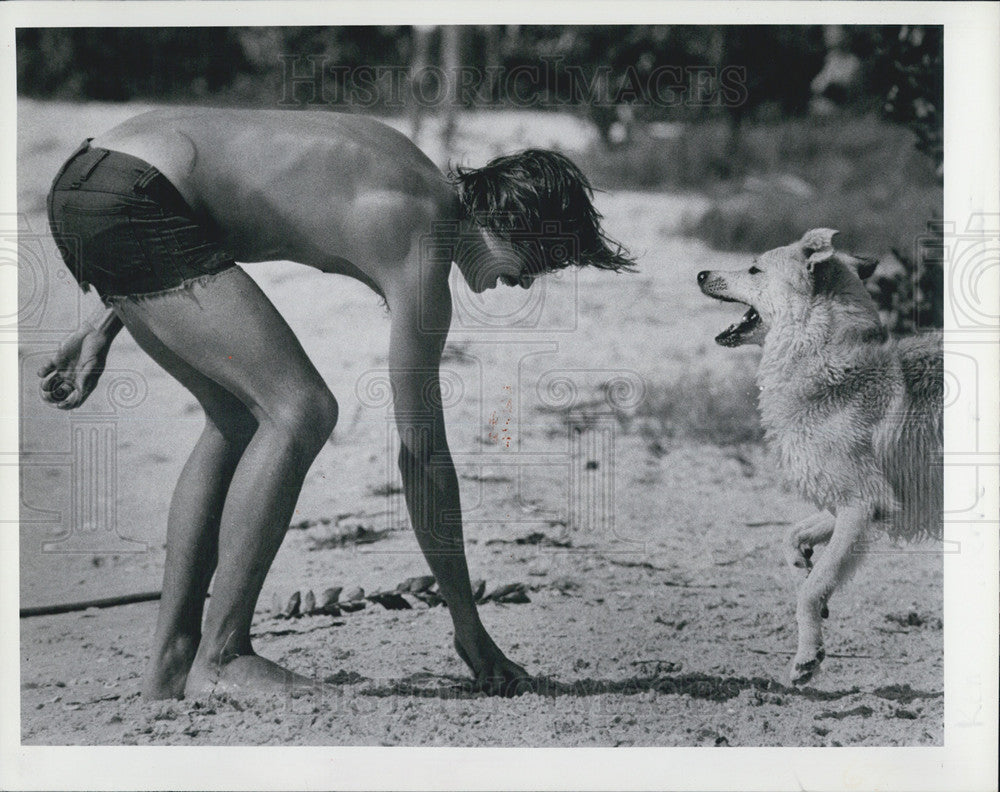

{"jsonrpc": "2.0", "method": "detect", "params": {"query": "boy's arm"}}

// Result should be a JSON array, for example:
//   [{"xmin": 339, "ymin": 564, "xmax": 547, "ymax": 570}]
[
  {"xmin": 38, "ymin": 305, "xmax": 123, "ymax": 409},
  {"xmin": 387, "ymin": 280, "xmax": 475, "ymax": 628},
  {"xmin": 387, "ymin": 274, "xmax": 529, "ymax": 694}
]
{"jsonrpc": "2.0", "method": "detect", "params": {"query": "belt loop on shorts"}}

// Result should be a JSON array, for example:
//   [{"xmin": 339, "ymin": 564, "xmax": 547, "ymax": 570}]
[
  {"xmin": 67, "ymin": 148, "xmax": 110, "ymax": 189},
  {"xmin": 80, "ymin": 149, "xmax": 110, "ymax": 181},
  {"xmin": 71, "ymin": 138, "xmax": 94, "ymax": 161},
  {"xmin": 51, "ymin": 139, "xmax": 94, "ymax": 190},
  {"xmin": 133, "ymin": 167, "xmax": 161, "ymax": 194}
]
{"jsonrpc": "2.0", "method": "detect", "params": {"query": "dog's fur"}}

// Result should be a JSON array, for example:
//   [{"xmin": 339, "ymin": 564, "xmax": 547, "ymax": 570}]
[{"xmin": 698, "ymin": 229, "xmax": 942, "ymax": 684}]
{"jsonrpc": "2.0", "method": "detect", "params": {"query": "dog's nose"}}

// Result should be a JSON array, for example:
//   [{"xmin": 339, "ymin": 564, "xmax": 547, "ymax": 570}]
[{"xmin": 697, "ymin": 270, "xmax": 709, "ymax": 285}]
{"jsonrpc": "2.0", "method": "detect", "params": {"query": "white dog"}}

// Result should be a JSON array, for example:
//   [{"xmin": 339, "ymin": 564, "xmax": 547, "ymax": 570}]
[{"xmin": 698, "ymin": 229, "xmax": 942, "ymax": 684}]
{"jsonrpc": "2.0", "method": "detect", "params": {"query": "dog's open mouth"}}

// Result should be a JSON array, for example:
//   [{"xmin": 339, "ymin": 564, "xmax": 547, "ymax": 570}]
[{"xmin": 715, "ymin": 307, "xmax": 760, "ymax": 347}]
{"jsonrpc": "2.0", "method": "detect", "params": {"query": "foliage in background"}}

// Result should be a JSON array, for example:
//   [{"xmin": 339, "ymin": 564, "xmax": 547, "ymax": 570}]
[
  {"xmin": 654, "ymin": 115, "xmax": 941, "ymax": 257},
  {"xmin": 866, "ymin": 26, "xmax": 943, "ymax": 172},
  {"xmin": 16, "ymin": 25, "xmax": 870, "ymax": 118},
  {"xmin": 867, "ymin": 26, "xmax": 943, "ymax": 334},
  {"xmin": 17, "ymin": 28, "xmax": 246, "ymax": 100}
]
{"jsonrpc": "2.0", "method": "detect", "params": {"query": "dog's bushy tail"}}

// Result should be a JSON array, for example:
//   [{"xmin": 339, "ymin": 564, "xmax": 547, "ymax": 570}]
[{"xmin": 880, "ymin": 333, "xmax": 943, "ymax": 541}]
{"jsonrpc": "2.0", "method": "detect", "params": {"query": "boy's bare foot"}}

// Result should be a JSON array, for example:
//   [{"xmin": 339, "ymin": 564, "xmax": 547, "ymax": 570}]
[
  {"xmin": 183, "ymin": 653, "xmax": 318, "ymax": 699},
  {"xmin": 142, "ymin": 634, "xmax": 200, "ymax": 700}
]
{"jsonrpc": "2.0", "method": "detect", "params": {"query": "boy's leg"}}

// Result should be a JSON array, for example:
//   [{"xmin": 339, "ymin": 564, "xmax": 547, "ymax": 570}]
[
  {"xmin": 114, "ymin": 268, "xmax": 338, "ymax": 697},
  {"xmin": 121, "ymin": 327, "xmax": 258, "ymax": 699}
]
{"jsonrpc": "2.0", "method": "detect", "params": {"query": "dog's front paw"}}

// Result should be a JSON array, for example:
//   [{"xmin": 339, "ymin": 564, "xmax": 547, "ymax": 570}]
[
  {"xmin": 790, "ymin": 647, "xmax": 825, "ymax": 685},
  {"xmin": 784, "ymin": 541, "xmax": 814, "ymax": 571}
]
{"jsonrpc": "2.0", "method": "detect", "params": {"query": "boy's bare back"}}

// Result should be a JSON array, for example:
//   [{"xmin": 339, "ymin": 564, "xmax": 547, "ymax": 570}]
[{"xmin": 92, "ymin": 108, "xmax": 456, "ymax": 280}]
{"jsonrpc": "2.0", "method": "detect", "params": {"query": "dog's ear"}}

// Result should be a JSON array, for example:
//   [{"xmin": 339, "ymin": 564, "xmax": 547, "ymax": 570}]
[
  {"xmin": 801, "ymin": 228, "xmax": 839, "ymax": 272},
  {"xmin": 851, "ymin": 256, "xmax": 879, "ymax": 280}
]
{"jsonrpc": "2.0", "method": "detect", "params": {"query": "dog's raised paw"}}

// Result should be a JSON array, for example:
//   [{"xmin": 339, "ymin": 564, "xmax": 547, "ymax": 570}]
[
  {"xmin": 785, "ymin": 542, "xmax": 814, "ymax": 571},
  {"xmin": 790, "ymin": 647, "xmax": 826, "ymax": 685}
]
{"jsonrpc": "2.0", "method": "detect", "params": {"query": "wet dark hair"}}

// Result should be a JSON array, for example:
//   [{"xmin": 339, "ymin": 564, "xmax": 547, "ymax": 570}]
[{"xmin": 450, "ymin": 149, "xmax": 636, "ymax": 275}]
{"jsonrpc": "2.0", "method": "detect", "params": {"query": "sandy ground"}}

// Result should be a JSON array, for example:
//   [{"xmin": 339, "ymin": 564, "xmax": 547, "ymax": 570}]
[{"xmin": 17, "ymin": 99, "xmax": 942, "ymax": 746}]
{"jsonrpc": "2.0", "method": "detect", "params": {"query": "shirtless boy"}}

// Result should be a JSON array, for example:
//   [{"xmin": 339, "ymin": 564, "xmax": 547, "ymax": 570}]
[{"xmin": 40, "ymin": 108, "xmax": 633, "ymax": 700}]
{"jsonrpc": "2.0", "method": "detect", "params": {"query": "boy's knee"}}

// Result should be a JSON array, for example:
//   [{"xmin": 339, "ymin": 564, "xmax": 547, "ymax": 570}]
[
  {"xmin": 314, "ymin": 389, "xmax": 339, "ymax": 436},
  {"xmin": 271, "ymin": 388, "xmax": 338, "ymax": 451}
]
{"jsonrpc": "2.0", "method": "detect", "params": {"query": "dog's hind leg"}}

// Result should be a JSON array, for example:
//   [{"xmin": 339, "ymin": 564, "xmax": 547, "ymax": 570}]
[
  {"xmin": 790, "ymin": 503, "xmax": 869, "ymax": 685},
  {"xmin": 783, "ymin": 512, "xmax": 835, "ymax": 573}
]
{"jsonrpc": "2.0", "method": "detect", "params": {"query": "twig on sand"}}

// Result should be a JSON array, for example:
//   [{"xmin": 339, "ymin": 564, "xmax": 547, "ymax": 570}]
[
  {"xmin": 289, "ymin": 509, "xmax": 391, "ymax": 531},
  {"xmin": 253, "ymin": 620, "xmax": 346, "ymax": 639},
  {"xmin": 662, "ymin": 580, "xmax": 719, "ymax": 588},
  {"xmin": 631, "ymin": 659, "xmax": 682, "ymax": 671},
  {"xmin": 20, "ymin": 590, "xmax": 162, "ymax": 618},
  {"xmin": 601, "ymin": 556, "xmax": 719, "ymax": 587},
  {"xmin": 604, "ymin": 557, "xmax": 668, "ymax": 572},
  {"xmin": 747, "ymin": 647, "xmax": 874, "ymax": 659}
]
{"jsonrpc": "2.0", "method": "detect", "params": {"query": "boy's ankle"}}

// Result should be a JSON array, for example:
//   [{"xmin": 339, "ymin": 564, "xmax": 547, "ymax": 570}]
[{"xmin": 152, "ymin": 631, "xmax": 200, "ymax": 659}]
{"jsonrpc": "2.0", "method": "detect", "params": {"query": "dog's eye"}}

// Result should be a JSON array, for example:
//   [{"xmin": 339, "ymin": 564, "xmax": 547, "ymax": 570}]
[{"xmin": 749, "ymin": 266, "xmax": 761, "ymax": 275}]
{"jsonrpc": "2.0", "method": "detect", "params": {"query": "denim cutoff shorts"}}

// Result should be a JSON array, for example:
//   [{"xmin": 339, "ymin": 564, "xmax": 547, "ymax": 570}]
[{"xmin": 47, "ymin": 139, "xmax": 236, "ymax": 304}]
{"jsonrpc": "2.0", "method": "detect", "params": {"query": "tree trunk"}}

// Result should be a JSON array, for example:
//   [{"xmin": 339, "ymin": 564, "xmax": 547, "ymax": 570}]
[
  {"xmin": 441, "ymin": 25, "xmax": 463, "ymax": 153},
  {"xmin": 409, "ymin": 25, "xmax": 435, "ymax": 141}
]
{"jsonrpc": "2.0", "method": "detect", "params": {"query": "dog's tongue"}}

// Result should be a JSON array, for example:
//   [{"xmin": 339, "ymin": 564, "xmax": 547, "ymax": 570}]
[{"xmin": 715, "ymin": 308, "xmax": 759, "ymax": 346}]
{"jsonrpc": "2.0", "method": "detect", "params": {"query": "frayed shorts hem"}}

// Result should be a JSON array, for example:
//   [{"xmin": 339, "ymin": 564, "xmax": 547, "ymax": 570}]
[{"xmin": 101, "ymin": 263, "xmax": 240, "ymax": 306}]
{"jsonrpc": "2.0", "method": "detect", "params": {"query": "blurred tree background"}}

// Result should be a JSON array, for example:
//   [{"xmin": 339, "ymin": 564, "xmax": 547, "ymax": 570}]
[{"xmin": 17, "ymin": 25, "xmax": 942, "ymax": 331}]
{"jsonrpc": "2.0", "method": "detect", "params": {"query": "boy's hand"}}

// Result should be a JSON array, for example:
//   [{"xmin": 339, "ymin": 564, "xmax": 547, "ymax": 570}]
[
  {"xmin": 38, "ymin": 323, "xmax": 113, "ymax": 409},
  {"xmin": 454, "ymin": 636, "xmax": 534, "ymax": 697}
]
